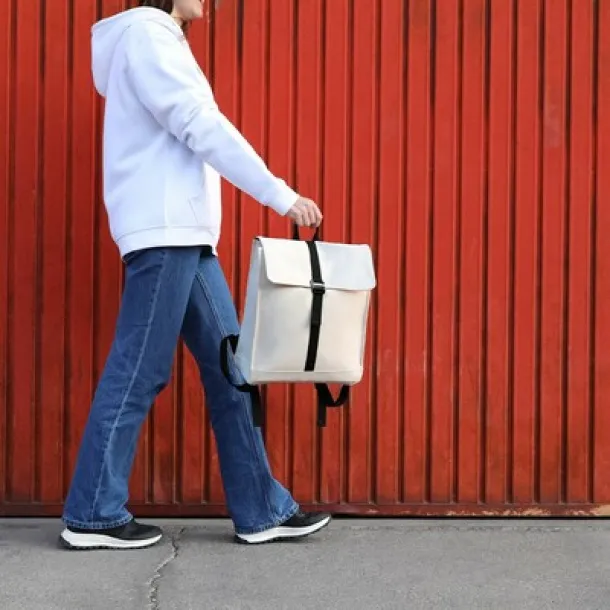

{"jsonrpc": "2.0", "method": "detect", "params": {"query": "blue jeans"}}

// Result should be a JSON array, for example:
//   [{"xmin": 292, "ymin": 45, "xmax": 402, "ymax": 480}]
[{"xmin": 62, "ymin": 246, "xmax": 298, "ymax": 535}]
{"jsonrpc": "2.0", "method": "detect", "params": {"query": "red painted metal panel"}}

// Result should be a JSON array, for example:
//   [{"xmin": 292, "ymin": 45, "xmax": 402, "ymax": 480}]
[
  {"xmin": 431, "ymin": 0, "xmax": 460, "ymax": 504},
  {"xmin": 404, "ymin": 0, "xmax": 432, "ymax": 506},
  {"xmin": 349, "ymin": 0, "xmax": 378, "ymax": 505},
  {"xmin": 376, "ymin": 0, "xmax": 404, "ymax": 505},
  {"xmin": 595, "ymin": 0, "xmax": 610, "ymax": 504},
  {"xmin": 512, "ymin": 0, "xmax": 542, "ymax": 505},
  {"xmin": 458, "ymin": 0, "xmax": 487, "ymax": 505},
  {"xmin": 10, "ymin": 0, "xmax": 42, "ymax": 503},
  {"xmin": 0, "ymin": 0, "xmax": 12, "ymax": 508},
  {"xmin": 486, "ymin": 0, "xmax": 513, "ymax": 507},
  {"xmin": 539, "ymin": 0, "xmax": 569, "ymax": 505},
  {"xmin": 567, "ymin": 0, "xmax": 594, "ymax": 504},
  {"xmin": 40, "ymin": 0, "xmax": 70, "ymax": 505},
  {"xmin": 3, "ymin": 0, "xmax": 610, "ymax": 517}
]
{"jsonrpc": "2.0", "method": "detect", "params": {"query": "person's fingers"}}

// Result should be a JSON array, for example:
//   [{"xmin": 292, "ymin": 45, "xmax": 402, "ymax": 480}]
[
  {"xmin": 295, "ymin": 207, "xmax": 307, "ymax": 226},
  {"xmin": 288, "ymin": 205, "xmax": 302, "ymax": 225},
  {"xmin": 297, "ymin": 202, "xmax": 310, "ymax": 226},
  {"xmin": 288, "ymin": 197, "xmax": 323, "ymax": 227},
  {"xmin": 305, "ymin": 203, "xmax": 316, "ymax": 226},
  {"xmin": 307, "ymin": 200, "xmax": 318, "ymax": 226}
]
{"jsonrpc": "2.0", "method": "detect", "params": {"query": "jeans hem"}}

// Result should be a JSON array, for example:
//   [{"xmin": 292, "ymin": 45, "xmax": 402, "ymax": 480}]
[
  {"xmin": 62, "ymin": 513, "xmax": 133, "ymax": 531},
  {"xmin": 233, "ymin": 502, "xmax": 300, "ymax": 535}
]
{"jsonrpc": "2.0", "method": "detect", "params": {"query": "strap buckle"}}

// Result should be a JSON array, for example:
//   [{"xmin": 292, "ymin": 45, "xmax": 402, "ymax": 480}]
[{"xmin": 310, "ymin": 280, "xmax": 326, "ymax": 295}]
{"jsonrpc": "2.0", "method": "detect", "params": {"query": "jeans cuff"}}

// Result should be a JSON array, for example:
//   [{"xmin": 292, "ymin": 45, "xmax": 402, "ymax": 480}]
[
  {"xmin": 62, "ymin": 513, "xmax": 133, "ymax": 531},
  {"xmin": 233, "ymin": 502, "xmax": 300, "ymax": 535}
]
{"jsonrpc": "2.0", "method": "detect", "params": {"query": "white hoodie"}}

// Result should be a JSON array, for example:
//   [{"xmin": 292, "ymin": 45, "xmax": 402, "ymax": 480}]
[{"xmin": 92, "ymin": 8, "xmax": 298, "ymax": 256}]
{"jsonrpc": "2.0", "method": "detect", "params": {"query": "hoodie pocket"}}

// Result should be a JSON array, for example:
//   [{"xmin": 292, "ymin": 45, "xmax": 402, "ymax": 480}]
[
  {"xmin": 187, "ymin": 193, "xmax": 220, "ymax": 228},
  {"xmin": 188, "ymin": 195, "xmax": 206, "ymax": 225}
]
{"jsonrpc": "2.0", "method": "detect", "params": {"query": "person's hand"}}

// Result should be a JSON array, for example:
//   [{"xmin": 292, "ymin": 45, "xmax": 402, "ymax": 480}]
[{"xmin": 287, "ymin": 196, "xmax": 323, "ymax": 227}]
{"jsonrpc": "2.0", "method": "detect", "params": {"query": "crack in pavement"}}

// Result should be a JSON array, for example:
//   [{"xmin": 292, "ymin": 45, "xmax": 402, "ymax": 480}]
[{"xmin": 148, "ymin": 527, "xmax": 185, "ymax": 610}]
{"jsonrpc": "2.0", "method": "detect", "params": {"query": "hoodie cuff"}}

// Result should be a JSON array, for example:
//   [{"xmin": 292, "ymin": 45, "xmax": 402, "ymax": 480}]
[{"xmin": 266, "ymin": 180, "xmax": 299, "ymax": 216}]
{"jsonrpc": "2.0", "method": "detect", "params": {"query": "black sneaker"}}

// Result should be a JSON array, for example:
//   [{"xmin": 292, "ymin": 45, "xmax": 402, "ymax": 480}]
[
  {"xmin": 60, "ymin": 519, "xmax": 163, "ymax": 550},
  {"xmin": 235, "ymin": 511, "xmax": 331, "ymax": 545}
]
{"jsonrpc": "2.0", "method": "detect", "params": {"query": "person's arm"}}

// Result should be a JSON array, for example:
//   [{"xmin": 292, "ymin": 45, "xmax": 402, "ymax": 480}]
[{"xmin": 124, "ymin": 21, "xmax": 297, "ymax": 216}]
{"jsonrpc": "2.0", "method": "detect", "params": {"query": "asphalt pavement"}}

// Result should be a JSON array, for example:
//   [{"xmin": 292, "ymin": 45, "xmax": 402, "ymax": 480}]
[{"xmin": 1, "ymin": 518, "xmax": 609, "ymax": 609}]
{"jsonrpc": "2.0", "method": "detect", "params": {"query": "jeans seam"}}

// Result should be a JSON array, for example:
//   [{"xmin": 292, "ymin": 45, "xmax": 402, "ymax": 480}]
[
  {"xmin": 88, "ymin": 249, "xmax": 168, "ymax": 523},
  {"xmin": 193, "ymin": 266, "xmax": 276, "ymax": 521}
]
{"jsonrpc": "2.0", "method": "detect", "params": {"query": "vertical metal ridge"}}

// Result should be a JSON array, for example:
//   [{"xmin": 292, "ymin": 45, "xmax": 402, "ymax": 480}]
[
  {"xmin": 10, "ymin": 0, "xmax": 43, "ymax": 501},
  {"xmin": 44, "ymin": 0, "xmax": 69, "ymax": 504},
  {"xmin": 5, "ymin": 0, "xmax": 14, "ymax": 501},
  {"xmin": 375, "ymin": 0, "xmax": 406, "ymax": 504},
  {"xmin": 65, "ymin": 0, "xmax": 98, "ymax": 505},
  {"xmin": 147, "ymin": 395, "xmax": 155, "ymax": 504},
  {"xmin": 424, "ymin": 0, "xmax": 437, "ymax": 504},
  {"xmin": 533, "ymin": 0, "xmax": 545, "ymax": 504},
  {"xmin": 62, "ymin": 0, "xmax": 75, "ymax": 497},
  {"xmin": 208, "ymin": 0, "xmax": 216, "ymax": 86},
  {"xmin": 3, "ymin": 0, "xmax": 17, "ymax": 501},
  {"xmin": 452, "ymin": 0, "xmax": 465, "ymax": 504},
  {"xmin": 393, "ymin": 0, "xmax": 406, "ymax": 506},
  {"xmin": 507, "ymin": 0, "xmax": 518, "ymax": 505},
  {"xmin": 566, "ymin": 0, "xmax": 594, "ymax": 505},
  {"xmin": 589, "ymin": 0, "xmax": 599, "ymax": 504},
  {"xmin": 403, "ymin": 0, "xmax": 432, "ymax": 505},
  {"xmin": 92, "ymin": 0, "xmax": 103, "ymax": 392},
  {"xmin": 342, "ymin": 0, "xmax": 355, "ymax": 506},
  {"xmin": 370, "ymin": 0, "xmax": 382, "ymax": 504},
  {"xmin": 172, "ymin": 359, "xmax": 179, "ymax": 506},
  {"xmin": 233, "ymin": 1, "xmax": 243, "ymax": 312},
  {"xmin": 34, "ymin": 0, "xmax": 47, "ymax": 503},
  {"xmin": 370, "ymin": 0, "xmax": 380, "ymax": 505},
  {"xmin": 398, "ymin": 0, "xmax": 409, "ymax": 505},
  {"xmin": 290, "ymin": 0, "xmax": 299, "ymax": 209},
  {"xmin": 5, "ymin": 0, "xmax": 16, "ymax": 501},
  {"xmin": 539, "ymin": 0, "xmax": 570, "ymax": 505},
  {"xmin": 262, "ymin": 0, "xmax": 271, "ymax": 241},
  {"xmin": 591, "ymin": 0, "xmax": 607, "ymax": 503},
  {"xmin": 203, "ymin": 396, "xmax": 211, "ymax": 504},
  {"xmin": 0, "ymin": 0, "xmax": 12, "ymax": 505},
  {"xmin": 348, "ymin": 0, "xmax": 377, "ymax": 504},
  {"xmin": 561, "ymin": 0, "xmax": 573, "ymax": 504},
  {"xmin": 480, "ymin": 0, "xmax": 492, "ymax": 504},
  {"xmin": 174, "ymin": 345, "xmax": 183, "ymax": 505}
]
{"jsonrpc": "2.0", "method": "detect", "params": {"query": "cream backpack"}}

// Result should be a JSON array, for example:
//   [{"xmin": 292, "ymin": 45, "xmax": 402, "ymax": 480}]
[{"xmin": 220, "ymin": 225, "xmax": 376, "ymax": 426}]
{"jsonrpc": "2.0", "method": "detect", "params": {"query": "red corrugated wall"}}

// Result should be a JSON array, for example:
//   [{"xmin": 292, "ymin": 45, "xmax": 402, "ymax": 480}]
[{"xmin": 2, "ymin": 0, "xmax": 610, "ymax": 517}]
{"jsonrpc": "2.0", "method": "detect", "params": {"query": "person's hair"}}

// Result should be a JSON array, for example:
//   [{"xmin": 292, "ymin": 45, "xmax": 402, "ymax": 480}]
[
  {"xmin": 138, "ymin": 0, "xmax": 190, "ymax": 33},
  {"xmin": 139, "ymin": 0, "xmax": 173, "ymax": 13}
]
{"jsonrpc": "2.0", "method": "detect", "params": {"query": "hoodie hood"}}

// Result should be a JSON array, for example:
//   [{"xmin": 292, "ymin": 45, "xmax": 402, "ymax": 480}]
[{"xmin": 91, "ymin": 7, "xmax": 181, "ymax": 97}]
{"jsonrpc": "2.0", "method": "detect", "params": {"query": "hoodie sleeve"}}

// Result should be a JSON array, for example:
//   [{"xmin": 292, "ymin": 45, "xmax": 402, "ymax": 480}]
[{"xmin": 124, "ymin": 21, "xmax": 298, "ymax": 216}]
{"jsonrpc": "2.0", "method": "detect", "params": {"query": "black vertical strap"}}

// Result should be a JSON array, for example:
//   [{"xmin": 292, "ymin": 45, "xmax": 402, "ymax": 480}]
[
  {"xmin": 292, "ymin": 223, "xmax": 325, "ymax": 372},
  {"xmin": 219, "ymin": 335, "xmax": 264, "ymax": 427},
  {"xmin": 292, "ymin": 224, "xmax": 321, "ymax": 242},
  {"xmin": 305, "ymin": 240, "xmax": 325, "ymax": 371},
  {"xmin": 315, "ymin": 384, "xmax": 350, "ymax": 427}
]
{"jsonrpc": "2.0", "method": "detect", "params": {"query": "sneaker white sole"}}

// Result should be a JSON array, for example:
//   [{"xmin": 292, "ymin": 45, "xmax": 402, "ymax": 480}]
[
  {"xmin": 236, "ymin": 515, "xmax": 331, "ymax": 545},
  {"xmin": 60, "ymin": 528, "xmax": 162, "ymax": 550}
]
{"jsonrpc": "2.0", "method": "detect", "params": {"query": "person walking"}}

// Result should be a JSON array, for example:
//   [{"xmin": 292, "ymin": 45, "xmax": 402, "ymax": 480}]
[{"xmin": 60, "ymin": 0, "xmax": 329, "ymax": 550}]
